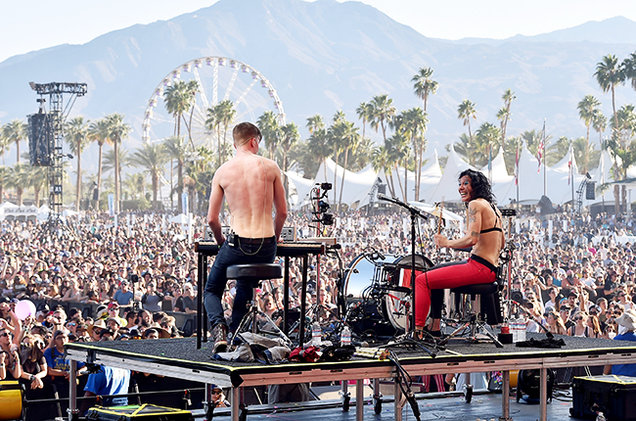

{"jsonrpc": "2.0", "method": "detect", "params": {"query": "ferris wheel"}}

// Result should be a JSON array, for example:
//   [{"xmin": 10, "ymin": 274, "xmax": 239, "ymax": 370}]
[{"xmin": 141, "ymin": 56, "xmax": 286, "ymax": 145}]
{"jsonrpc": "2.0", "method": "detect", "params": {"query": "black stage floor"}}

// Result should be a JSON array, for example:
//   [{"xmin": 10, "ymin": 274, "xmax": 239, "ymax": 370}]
[{"xmin": 68, "ymin": 333, "xmax": 636, "ymax": 372}]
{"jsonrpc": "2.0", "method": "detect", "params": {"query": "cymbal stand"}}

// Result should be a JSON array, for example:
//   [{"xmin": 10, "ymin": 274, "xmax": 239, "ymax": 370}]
[
  {"xmin": 377, "ymin": 195, "xmax": 439, "ymax": 356},
  {"xmin": 500, "ymin": 208, "xmax": 517, "ymax": 321}
]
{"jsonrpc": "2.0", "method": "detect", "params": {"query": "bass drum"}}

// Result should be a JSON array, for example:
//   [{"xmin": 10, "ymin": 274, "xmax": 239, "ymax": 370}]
[
  {"xmin": 341, "ymin": 254, "xmax": 433, "ymax": 339},
  {"xmin": 383, "ymin": 254, "xmax": 434, "ymax": 332}
]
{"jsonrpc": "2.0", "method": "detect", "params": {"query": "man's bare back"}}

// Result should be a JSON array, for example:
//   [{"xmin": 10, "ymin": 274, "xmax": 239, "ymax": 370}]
[{"xmin": 206, "ymin": 124, "xmax": 287, "ymax": 244}]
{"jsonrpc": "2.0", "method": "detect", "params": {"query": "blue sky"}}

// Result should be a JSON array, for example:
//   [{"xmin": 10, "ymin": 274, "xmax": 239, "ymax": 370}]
[{"xmin": 1, "ymin": 0, "xmax": 635, "ymax": 63}]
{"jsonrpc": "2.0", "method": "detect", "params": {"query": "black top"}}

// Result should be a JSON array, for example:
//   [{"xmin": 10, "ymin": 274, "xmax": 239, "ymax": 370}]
[{"xmin": 479, "ymin": 202, "xmax": 503, "ymax": 234}]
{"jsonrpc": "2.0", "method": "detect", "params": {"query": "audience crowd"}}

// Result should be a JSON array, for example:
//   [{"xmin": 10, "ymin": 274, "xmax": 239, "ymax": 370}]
[{"xmin": 1, "ymin": 206, "xmax": 635, "ymax": 410}]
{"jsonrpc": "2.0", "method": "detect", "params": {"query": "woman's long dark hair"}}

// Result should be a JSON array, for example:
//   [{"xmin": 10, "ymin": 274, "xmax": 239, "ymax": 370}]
[{"xmin": 459, "ymin": 169, "xmax": 495, "ymax": 204}]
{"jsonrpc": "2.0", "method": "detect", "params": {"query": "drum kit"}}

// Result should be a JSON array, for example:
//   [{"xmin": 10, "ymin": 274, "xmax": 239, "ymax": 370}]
[{"xmin": 339, "ymin": 251, "xmax": 433, "ymax": 341}]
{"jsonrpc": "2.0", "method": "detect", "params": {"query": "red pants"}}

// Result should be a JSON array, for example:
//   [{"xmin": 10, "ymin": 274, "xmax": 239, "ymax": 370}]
[{"xmin": 415, "ymin": 256, "xmax": 497, "ymax": 327}]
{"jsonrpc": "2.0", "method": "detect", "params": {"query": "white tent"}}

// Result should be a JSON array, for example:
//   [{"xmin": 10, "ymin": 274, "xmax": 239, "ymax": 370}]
[
  {"xmin": 314, "ymin": 158, "xmax": 378, "ymax": 209},
  {"xmin": 484, "ymin": 148, "xmax": 516, "ymax": 204},
  {"xmin": 428, "ymin": 146, "xmax": 477, "ymax": 204},
  {"xmin": 502, "ymin": 145, "xmax": 586, "ymax": 205},
  {"xmin": 285, "ymin": 170, "xmax": 316, "ymax": 209}
]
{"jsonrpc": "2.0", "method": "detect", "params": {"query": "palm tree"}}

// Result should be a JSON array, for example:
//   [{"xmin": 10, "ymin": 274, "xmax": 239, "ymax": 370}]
[
  {"xmin": 163, "ymin": 136, "xmax": 189, "ymax": 213},
  {"xmin": 65, "ymin": 117, "xmax": 90, "ymax": 211},
  {"xmin": 123, "ymin": 173, "xmax": 147, "ymax": 201},
  {"xmin": 28, "ymin": 166, "xmax": 48, "ymax": 207},
  {"xmin": 0, "ymin": 131, "xmax": 9, "ymax": 165},
  {"xmin": 457, "ymin": 100, "xmax": 477, "ymax": 141},
  {"xmin": 130, "ymin": 143, "xmax": 167, "ymax": 208},
  {"xmin": 571, "ymin": 136, "xmax": 600, "ymax": 177},
  {"xmin": 594, "ymin": 54, "xmax": 625, "ymax": 128},
  {"xmin": 2, "ymin": 120, "xmax": 27, "ymax": 164},
  {"xmin": 411, "ymin": 67, "xmax": 438, "ymax": 112},
  {"xmin": 330, "ymin": 119, "xmax": 361, "ymax": 209},
  {"xmin": 369, "ymin": 95, "xmax": 396, "ymax": 142},
  {"xmin": 498, "ymin": 89, "xmax": 516, "ymax": 145},
  {"xmin": 104, "ymin": 113, "xmax": 130, "ymax": 213},
  {"xmin": 216, "ymin": 100, "xmax": 237, "ymax": 153},
  {"xmin": 0, "ymin": 166, "xmax": 9, "ymax": 203},
  {"xmin": 475, "ymin": 122, "xmax": 501, "ymax": 171},
  {"xmin": 454, "ymin": 133, "xmax": 479, "ymax": 167},
  {"xmin": 355, "ymin": 102, "xmax": 373, "ymax": 139},
  {"xmin": 621, "ymin": 52, "xmax": 636, "ymax": 91},
  {"xmin": 607, "ymin": 104, "xmax": 636, "ymax": 213},
  {"xmin": 278, "ymin": 123, "xmax": 300, "ymax": 204},
  {"xmin": 257, "ymin": 111, "xmax": 281, "ymax": 160},
  {"xmin": 88, "ymin": 118, "xmax": 111, "ymax": 204},
  {"xmin": 306, "ymin": 114, "xmax": 324, "ymax": 135},
  {"xmin": 398, "ymin": 108, "xmax": 428, "ymax": 201},
  {"xmin": 307, "ymin": 127, "xmax": 332, "ymax": 182},
  {"xmin": 577, "ymin": 95, "xmax": 601, "ymax": 174},
  {"xmin": 6, "ymin": 164, "xmax": 30, "ymax": 205},
  {"xmin": 385, "ymin": 130, "xmax": 410, "ymax": 201},
  {"xmin": 163, "ymin": 80, "xmax": 199, "ymax": 147},
  {"xmin": 592, "ymin": 109, "xmax": 607, "ymax": 146},
  {"xmin": 371, "ymin": 145, "xmax": 395, "ymax": 197}
]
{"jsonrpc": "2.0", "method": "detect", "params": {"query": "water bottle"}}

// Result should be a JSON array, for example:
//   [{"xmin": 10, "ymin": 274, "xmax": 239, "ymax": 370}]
[
  {"xmin": 340, "ymin": 325, "xmax": 351, "ymax": 347},
  {"xmin": 311, "ymin": 321, "xmax": 321, "ymax": 346}
]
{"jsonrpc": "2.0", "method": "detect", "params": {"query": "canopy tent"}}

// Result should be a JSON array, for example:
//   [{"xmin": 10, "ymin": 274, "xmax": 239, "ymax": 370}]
[
  {"xmin": 494, "ymin": 146, "xmax": 585, "ymax": 205},
  {"xmin": 285, "ymin": 170, "xmax": 316, "ymax": 209},
  {"xmin": 313, "ymin": 158, "xmax": 378, "ymax": 209},
  {"xmin": 428, "ymin": 145, "xmax": 476, "ymax": 204},
  {"xmin": 483, "ymin": 148, "xmax": 516, "ymax": 204}
]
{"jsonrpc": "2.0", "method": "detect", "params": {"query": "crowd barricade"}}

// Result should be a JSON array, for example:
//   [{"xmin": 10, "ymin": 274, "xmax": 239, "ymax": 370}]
[{"xmin": 30, "ymin": 299, "xmax": 197, "ymax": 336}]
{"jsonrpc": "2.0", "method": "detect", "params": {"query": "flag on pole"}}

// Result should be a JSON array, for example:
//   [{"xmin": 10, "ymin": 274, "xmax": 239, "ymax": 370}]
[
  {"xmin": 537, "ymin": 121, "xmax": 545, "ymax": 173},
  {"xmin": 514, "ymin": 145, "xmax": 520, "ymax": 185}
]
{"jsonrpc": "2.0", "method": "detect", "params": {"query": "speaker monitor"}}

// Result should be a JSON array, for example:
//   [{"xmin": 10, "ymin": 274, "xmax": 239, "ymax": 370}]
[
  {"xmin": 27, "ymin": 113, "xmax": 52, "ymax": 166},
  {"xmin": 585, "ymin": 181, "xmax": 596, "ymax": 200}
]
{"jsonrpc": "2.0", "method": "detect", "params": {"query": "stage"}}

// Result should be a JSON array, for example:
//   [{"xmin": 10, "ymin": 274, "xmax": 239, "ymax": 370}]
[{"xmin": 65, "ymin": 334, "xmax": 636, "ymax": 421}]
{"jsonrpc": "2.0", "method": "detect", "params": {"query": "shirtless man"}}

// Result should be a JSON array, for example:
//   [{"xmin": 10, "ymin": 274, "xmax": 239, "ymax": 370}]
[
  {"xmin": 414, "ymin": 169, "xmax": 505, "ymax": 336},
  {"xmin": 204, "ymin": 122, "xmax": 287, "ymax": 353}
]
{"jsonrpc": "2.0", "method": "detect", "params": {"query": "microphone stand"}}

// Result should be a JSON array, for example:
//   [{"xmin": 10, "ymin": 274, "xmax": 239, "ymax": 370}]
[{"xmin": 378, "ymin": 195, "xmax": 438, "ymax": 356}]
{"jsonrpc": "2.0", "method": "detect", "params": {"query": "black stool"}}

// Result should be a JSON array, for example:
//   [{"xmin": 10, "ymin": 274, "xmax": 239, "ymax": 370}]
[
  {"xmin": 441, "ymin": 281, "xmax": 503, "ymax": 348},
  {"xmin": 226, "ymin": 263, "xmax": 290, "ymax": 349}
]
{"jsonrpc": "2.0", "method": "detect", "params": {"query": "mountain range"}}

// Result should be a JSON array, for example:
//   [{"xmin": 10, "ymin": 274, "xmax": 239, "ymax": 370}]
[{"xmin": 0, "ymin": 0, "xmax": 634, "ymax": 174}]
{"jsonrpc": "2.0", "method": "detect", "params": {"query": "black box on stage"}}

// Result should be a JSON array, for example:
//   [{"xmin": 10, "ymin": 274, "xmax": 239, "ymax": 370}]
[
  {"xmin": 87, "ymin": 403, "xmax": 193, "ymax": 420},
  {"xmin": 570, "ymin": 375, "xmax": 636, "ymax": 420}
]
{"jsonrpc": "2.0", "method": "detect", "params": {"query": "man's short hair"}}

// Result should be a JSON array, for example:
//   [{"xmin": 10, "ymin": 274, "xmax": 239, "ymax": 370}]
[{"xmin": 233, "ymin": 122, "xmax": 261, "ymax": 147}]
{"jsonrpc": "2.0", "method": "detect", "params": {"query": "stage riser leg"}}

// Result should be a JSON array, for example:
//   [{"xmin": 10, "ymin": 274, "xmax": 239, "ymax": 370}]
[{"xmin": 356, "ymin": 379, "xmax": 364, "ymax": 421}]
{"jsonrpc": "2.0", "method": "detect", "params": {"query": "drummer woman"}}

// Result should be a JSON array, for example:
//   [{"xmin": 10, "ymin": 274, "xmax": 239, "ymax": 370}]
[{"xmin": 415, "ymin": 169, "xmax": 505, "ymax": 336}]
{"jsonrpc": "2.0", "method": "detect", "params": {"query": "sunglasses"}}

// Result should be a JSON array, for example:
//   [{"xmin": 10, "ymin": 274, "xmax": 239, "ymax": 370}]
[{"xmin": 0, "ymin": 332, "xmax": 10, "ymax": 337}]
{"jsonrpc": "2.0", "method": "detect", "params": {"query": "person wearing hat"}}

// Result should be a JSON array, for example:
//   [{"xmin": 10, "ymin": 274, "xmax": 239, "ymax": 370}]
[
  {"xmin": 88, "ymin": 319, "xmax": 108, "ymax": 342},
  {"xmin": 210, "ymin": 384, "xmax": 229, "ymax": 408},
  {"xmin": 604, "ymin": 308, "xmax": 636, "ymax": 376}
]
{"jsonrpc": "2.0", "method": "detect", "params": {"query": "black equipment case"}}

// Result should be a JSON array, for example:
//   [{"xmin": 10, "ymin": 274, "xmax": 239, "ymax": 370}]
[
  {"xmin": 571, "ymin": 375, "xmax": 636, "ymax": 420},
  {"xmin": 86, "ymin": 403, "xmax": 193, "ymax": 421}
]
